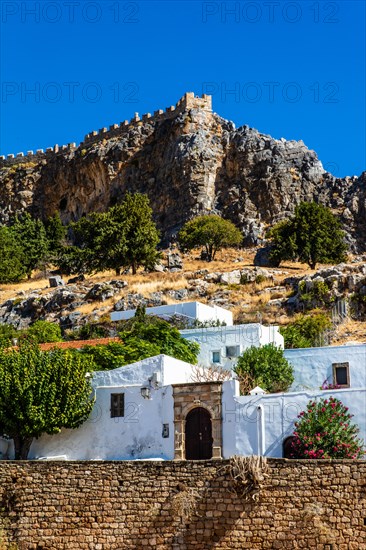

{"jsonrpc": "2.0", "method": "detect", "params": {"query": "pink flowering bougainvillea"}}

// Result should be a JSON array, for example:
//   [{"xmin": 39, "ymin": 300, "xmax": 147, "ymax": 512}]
[{"xmin": 290, "ymin": 397, "xmax": 365, "ymax": 459}]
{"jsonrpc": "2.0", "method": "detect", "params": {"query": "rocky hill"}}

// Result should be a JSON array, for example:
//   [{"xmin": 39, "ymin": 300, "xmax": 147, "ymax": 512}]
[{"xmin": 0, "ymin": 92, "xmax": 365, "ymax": 250}]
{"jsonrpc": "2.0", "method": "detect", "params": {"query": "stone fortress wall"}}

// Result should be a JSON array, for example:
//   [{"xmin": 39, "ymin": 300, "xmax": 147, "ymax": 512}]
[
  {"xmin": 0, "ymin": 93, "xmax": 212, "ymax": 167},
  {"xmin": 0, "ymin": 459, "xmax": 365, "ymax": 549}
]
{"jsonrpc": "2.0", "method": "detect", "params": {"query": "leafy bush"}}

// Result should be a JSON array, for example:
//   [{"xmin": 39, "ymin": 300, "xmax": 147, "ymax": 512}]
[
  {"xmin": 67, "ymin": 322, "xmax": 112, "ymax": 341},
  {"xmin": 119, "ymin": 318, "xmax": 199, "ymax": 365},
  {"xmin": 298, "ymin": 279, "xmax": 334, "ymax": 309},
  {"xmin": 0, "ymin": 324, "xmax": 17, "ymax": 348},
  {"xmin": 290, "ymin": 397, "xmax": 364, "ymax": 459},
  {"xmin": 234, "ymin": 344, "xmax": 294, "ymax": 394},
  {"xmin": 280, "ymin": 313, "xmax": 332, "ymax": 348},
  {"xmin": 79, "ymin": 309, "xmax": 200, "ymax": 370},
  {"xmin": 23, "ymin": 321, "xmax": 63, "ymax": 344},
  {"xmin": 80, "ymin": 340, "xmax": 160, "ymax": 371}
]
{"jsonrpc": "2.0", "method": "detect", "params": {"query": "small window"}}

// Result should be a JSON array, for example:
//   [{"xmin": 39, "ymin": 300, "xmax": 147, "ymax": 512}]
[
  {"xmin": 212, "ymin": 351, "xmax": 221, "ymax": 363},
  {"xmin": 226, "ymin": 345, "xmax": 240, "ymax": 358},
  {"xmin": 333, "ymin": 362, "xmax": 350, "ymax": 388},
  {"xmin": 110, "ymin": 393, "xmax": 124, "ymax": 418}
]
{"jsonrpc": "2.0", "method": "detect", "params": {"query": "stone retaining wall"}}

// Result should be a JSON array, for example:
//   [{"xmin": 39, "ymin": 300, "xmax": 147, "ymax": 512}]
[{"xmin": 0, "ymin": 459, "xmax": 365, "ymax": 549}]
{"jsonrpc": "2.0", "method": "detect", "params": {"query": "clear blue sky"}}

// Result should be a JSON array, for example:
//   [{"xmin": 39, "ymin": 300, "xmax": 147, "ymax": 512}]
[{"xmin": 1, "ymin": 1, "xmax": 365, "ymax": 177}]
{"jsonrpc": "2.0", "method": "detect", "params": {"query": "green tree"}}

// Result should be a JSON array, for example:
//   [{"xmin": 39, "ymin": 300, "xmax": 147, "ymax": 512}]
[
  {"xmin": 234, "ymin": 344, "xmax": 294, "ymax": 394},
  {"xmin": 45, "ymin": 212, "xmax": 67, "ymax": 263},
  {"xmin": 290, "ymin": 397, "xmax": 364, "ymax": 459},
  {"xmin": 68, "ymin": 193, "xmax": 160, "ymax": 275},
  {"xmin": 0, "ymin": 345, "xmax": 95, "ymax": 459},
  {"xmin": 11, "ymin": 213, "xmax": 48, "ymax": 278},
  {"xmin": 280, "ymin": 313, "xmax": 332, "ymax": 349},
  {"xmin": 268, "ymin": 202, "xmax": 347, "ymax": 269},
  {"xmin": 80, "ymin": 307, "xmax": 199, "ymax": 370},
  {"xmin": 118, "ymin": 309, "xmax": 199, "ymax": 364},
  {"xmin": 80, "ymin": 340, "xmax": 161, "ymax": 371},
  {"xmin": 0, "ymin": 226, "xmax": 25, "ymax": 283},
  {"xmin": 111, "ymin": 193, "xmax": 160, "ymax": 275},
  {"xmin": 23, "ymin": 320, "xmax": 63, "ymax": 344},
  {"xmin": 178, "ymin": 215, "xmax": 242, "ymax": 261}
]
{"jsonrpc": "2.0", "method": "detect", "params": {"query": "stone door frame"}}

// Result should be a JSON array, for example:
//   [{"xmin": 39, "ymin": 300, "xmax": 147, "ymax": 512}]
[{"xmin": 172, "ymin": 382, "xmax": 223, "ymax": 460}]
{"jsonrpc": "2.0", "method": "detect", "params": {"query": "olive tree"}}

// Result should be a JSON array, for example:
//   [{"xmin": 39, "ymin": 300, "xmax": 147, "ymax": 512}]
[{"xmin": 178, "ymin": 215, "xmax": 242, "ymax": 261}]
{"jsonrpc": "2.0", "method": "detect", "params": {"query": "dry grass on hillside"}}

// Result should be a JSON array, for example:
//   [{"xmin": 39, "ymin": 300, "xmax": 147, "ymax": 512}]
[
  {"xmin": 0, "ymin": 248, "xmax": 365, "ymax": 345},
  {"xmin": 332, "ymin": 320, "xmax": 366, "ymax": 345}
]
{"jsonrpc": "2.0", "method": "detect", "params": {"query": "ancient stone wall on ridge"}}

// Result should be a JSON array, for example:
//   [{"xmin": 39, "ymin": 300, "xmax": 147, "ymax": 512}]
[{"xmin": 0, "ymin": 459, "xmax": 365, "ymax": 549}]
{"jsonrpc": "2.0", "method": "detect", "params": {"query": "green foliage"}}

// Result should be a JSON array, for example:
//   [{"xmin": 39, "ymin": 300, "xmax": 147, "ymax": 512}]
[
  {"xmin": 45, "ymin": 212, "xmax": 66, "ymax": 260},
  {"xmin": 234, "ymin": 343, "xmax": 294, "ymax": 394},
  {"xmin": 268, "ymin": 202, "xmax": 347, "ymax": 269},
  {"xmin": 280, "ymin": 313, "xmax": 332, "ymax": 348},
  {"xmin": 56, "ymin": 245, "xmax": 91, "ymax": 276},
  {"xmin": 22, "ymin": 320, "xmax": 62, "ymax": 344},
  {"xmin": 298, "ymin": 279, "xmax": 335, "ymax": 310},
  {"xmin": 291, "ymin": 397, "xmax": 364, "ymax": 459},
  {"xmin": 67, "ymin": 322, "xmax": 112, "ymax": 341},
  {"xmin": 80, "ymin": 340, "xmax": 160, "ymax": 371},
  {"xmin": 349, "ymin": 288, "xmax": 366, "ymax": 320},
  {"xmin": 77, "ymin": 309, "xmax": 199, "ymax": 370},
  {"xmin": 0, "ymin": 324, "xmax": 17, "ymax": 349},
  {"xmin": 11, "ymin": 213, "xmax": 49, "ymax": 278},
  {"xmin": 68, "ymin": 193, "xmax": 160, "ymax": 275},
  {"xmin": 119, "ymin": 315, "xmax": 199, "ymax": 365},
  {"xmin": 0, "ymin": 345, "xmax": 95, "ymax": 459},
  {"xmin": 178, "ymin": 215, "xmax": 242, "ymax": 261},
  {"xmin": 111, "ymin": 192, "xmax": 160, "ymax": 274},
  {"xmin": 0, "ymin": 226, "xmax": 25, "ymax": 283}
]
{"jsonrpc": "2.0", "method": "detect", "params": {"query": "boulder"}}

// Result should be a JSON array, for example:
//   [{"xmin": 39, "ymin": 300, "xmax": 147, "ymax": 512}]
[
  {"xmin": 167, "ymin": 252, "xmax": 183, "ymax": 270},
  {"xmin": 220, "ymin": 270, "xmax": 241, "ymax": 285},
  {"xmin": 253, "ymin": 246, "xmax": 280, "ymax": 267},
  {"xmin": 49, "ymin": 276, "xmax": 64, "ymax": 288},
  {"xmin": 67, "ymin": 274, "xmax": 85, "ymax": 284}
]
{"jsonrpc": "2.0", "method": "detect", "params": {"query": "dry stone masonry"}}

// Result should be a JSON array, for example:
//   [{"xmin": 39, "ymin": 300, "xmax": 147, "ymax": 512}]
[{"xmin": 0, "ymin": 460, "xmax": 365, "ymax": 549}]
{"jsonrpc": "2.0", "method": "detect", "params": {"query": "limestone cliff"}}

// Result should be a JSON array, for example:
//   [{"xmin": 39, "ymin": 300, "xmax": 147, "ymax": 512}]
[{"xmin": 0, "ymin": 93, "xmax": 364, "ymax": 250}]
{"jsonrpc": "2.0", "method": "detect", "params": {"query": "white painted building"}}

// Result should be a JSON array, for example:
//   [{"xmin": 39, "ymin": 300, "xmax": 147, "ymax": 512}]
[
  {"xmin": 1, "ymin": 340, "xmax": 365, "ymax": 462},
  {"xmin": 110, "ymin": 301, "xmax": 233, "ymax": 326},
  {"xmin": 180, "ymin": 323, "xmax": 284, "ymax": 370},
  {"xmin": 222, "ymin": 381, "xmax": 366, "ymax": 458},
  {"xmin": 284, "ymin": 343, "xmax": 366, "ymax": 391}
]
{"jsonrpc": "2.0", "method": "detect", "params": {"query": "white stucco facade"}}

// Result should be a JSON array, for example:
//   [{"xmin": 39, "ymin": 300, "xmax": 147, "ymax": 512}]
[
  {"xmin": 284, "ymin": 343, "xmax": 366, "ymax": 391},
  {"xmin": 180, "ymin": 323, "xmax": 284, "ymax": 370},
  {"xmin": 222, "ymin": 381, "xmax": 366, "ymax": 458},
  {"xmin": 1, "ymin": 339, "xmax": 365, "ymax": 462},
  {"xmin": 110, "ymin": 301, "xmax": 233, "ymax": 326}
]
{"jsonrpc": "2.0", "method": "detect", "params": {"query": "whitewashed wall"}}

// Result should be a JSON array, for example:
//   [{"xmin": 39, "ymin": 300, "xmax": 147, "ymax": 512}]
[
  {"xmin": 285, "ymin": 343, "xmax": 366, "ymax": 391},
  {"xmin": 181, "ymin": 324, "xmax": 284, "ymax": 370},
  {"xmin": 26, "ymin": 355, "xmax": 196, "ymax": 461},
  {"xmin": 222, "ymin": 381, "xmax": 366, "ymax": 458},
  {"xmin": 111, "ymin": 301, "xmax": 233, "ymax": 326}
]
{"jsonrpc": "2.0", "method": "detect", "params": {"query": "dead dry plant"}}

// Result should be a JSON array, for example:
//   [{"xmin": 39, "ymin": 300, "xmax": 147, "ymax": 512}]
[
  {"xmin": 189, "ymin": 363, "xmax": 233, "ymax": 383},
  {"xmin": 170, "ymin": 483, "xmax": 201, "ymax": 521},
  {"xmin": 223, "ymin": 455, "xmax": 269, "ymax": 500}
]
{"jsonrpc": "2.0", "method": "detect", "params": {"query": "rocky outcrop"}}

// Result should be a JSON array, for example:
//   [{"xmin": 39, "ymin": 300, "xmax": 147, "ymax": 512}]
[
  {"xmin": 0, "ymin": 93, "xmax": 365, "ymax": 250},
  {"xmin": 284, "ymin": 262, "xmax": 366, "ymax": 319}
]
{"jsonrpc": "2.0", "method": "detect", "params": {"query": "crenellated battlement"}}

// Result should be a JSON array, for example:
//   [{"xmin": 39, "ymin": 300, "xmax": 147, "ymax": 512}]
[
  {"xmin": 82, "ymin": 92, "xmax": 212, "ymax": 146},
  {"xmin": 0, "ymin": 142, "xmax": 77, "ymax": 167},
  {"xmin": 0, "ymin": 93, "xmax": 212, "ymax": 167}
]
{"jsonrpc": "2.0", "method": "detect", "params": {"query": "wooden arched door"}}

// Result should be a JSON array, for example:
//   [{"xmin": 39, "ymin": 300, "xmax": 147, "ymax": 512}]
[{"xmin": 185, "ymin": 407, "xmax": 213, "ymax": 460}]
